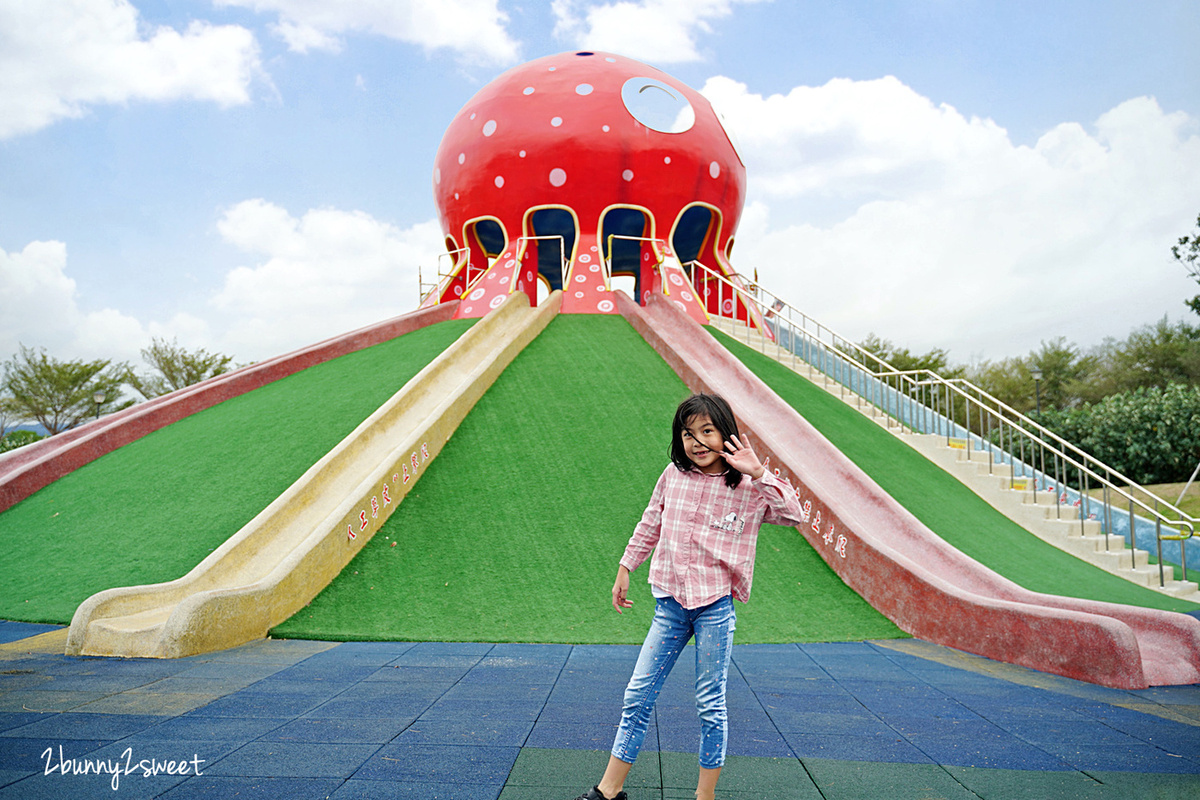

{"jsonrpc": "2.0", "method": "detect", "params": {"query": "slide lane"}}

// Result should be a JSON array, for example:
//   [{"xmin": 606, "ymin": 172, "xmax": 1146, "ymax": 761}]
[
  {"xmin": 0, "ymin": 303, "xmax": 459, "ymax": 514},
  {"xmin": 619, "ymin": 290, "xmax": 1200, "ymax": 689},
  {"xmin": 66, "ymin": 293, "xmax": 559, "ymax": 659}
]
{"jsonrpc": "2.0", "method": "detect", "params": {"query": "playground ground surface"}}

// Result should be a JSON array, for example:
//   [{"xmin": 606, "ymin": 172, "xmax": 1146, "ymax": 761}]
[{"xmin": 2, "ymin": 620, "xmax": 1198, "ymax": 799}]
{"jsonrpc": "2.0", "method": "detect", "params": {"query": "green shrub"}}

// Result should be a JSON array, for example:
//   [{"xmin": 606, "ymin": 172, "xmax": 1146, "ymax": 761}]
[
  {"xmin": 0, "ymin": 430, "xmax": 44, "ymax": 453},
  {"xmin": 1037, "ymin": 383, "xmax": 1200, "ymax": 485}
]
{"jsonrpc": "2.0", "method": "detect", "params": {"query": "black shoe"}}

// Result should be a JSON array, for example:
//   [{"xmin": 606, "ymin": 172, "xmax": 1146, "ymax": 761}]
[{"xmin": 573, "ymin": 787, "xmax": 627, "ymax": 800}]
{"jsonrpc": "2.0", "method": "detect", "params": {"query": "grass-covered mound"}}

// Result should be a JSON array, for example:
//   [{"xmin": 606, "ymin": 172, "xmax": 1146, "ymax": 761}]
[
  {"xmin": 273, "ymin": 315, "xmax": 907, "ymax": 644},
  {"xmin": 710, "ymin": 328, "xmax": 1200, "ymax": 614},
  {"xmin": 0, "ymin": 319, "xmax": 475, "ymax": 623}
]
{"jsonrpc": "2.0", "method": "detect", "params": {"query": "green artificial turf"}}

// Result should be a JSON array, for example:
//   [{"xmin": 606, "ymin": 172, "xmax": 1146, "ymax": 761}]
[
  {"xmin": 709, "ymin": 328, "xmax": 1200, "ymax": 614},
  {"xmin": 272, "ymin": 315, "xmax": 907, "ymax": 644},
  {"xmin": 0, "ymin": 319, "xmax": 475, "ymax": 623}
]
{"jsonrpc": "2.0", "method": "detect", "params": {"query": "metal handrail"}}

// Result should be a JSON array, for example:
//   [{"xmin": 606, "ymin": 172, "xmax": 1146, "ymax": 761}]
[
  {"xmin": 422, "ymin": 247, "xmax": 486, "ymax": 303},
  {"xmin": 604, "ymin": 234, "xmax": 666, "ymax": 292},
  {"xmin": 515, "ymin": 235, "xmax": 567, "ymax": 293},
  {"xmin": 690, "ymin": 261, "xmax": 1195, "ymax": 586}
]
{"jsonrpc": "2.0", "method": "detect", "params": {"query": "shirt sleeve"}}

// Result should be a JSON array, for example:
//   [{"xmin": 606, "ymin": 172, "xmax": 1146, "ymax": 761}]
[
  {"xmin": 752, "ymin": 470, "xmax": 806, "ymax": 527},
  {"xmin": 619, "ymin": 467, "xmax": 669, "ymax": 573}
]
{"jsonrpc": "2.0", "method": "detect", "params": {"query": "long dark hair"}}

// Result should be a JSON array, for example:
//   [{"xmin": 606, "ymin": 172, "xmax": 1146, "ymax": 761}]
[{"xmin": 669, "ymin": 393, "xmax": 743, "ymax": 489}]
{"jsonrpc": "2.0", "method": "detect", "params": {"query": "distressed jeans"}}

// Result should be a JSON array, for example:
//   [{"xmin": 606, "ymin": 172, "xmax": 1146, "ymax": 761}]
[{"xmin": 611, "ymin": 594, "xmax": 737, "ymax": 769}]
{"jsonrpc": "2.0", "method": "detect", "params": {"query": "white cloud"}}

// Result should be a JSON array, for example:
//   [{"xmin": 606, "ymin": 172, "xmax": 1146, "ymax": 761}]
[
  {"xmin": 0, "ymin": 240, "xmax": 151, "ymax": 364},
  {"xmin": 552, "ymin": 0, "xmax": 765, "ymax": 63},
  {"xmin": 212, "ymin": 199, "xmax": 444, "ymax": 361},
  {"xmin": 0, "ymin": 0, "xmax": 262, "ymax": 139},
  {"xmin": 217, "ymin": 0, "xmax": 519, "ymax": 64},
  {"xmin": 702, "ymin": 76, "xmax": 1200, "ymax": 360}
]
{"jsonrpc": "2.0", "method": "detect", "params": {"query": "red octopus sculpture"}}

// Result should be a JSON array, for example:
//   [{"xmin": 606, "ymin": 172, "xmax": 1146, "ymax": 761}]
[{"xmin": 424, "ymin": 50, "xmax": 752, "ymax": 324}]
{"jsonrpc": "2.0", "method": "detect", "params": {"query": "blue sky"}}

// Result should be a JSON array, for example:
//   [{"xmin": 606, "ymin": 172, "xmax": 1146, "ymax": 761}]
[{"xmin": 2, "ymin": 0, "xmax": 1198, "ymax": 375}]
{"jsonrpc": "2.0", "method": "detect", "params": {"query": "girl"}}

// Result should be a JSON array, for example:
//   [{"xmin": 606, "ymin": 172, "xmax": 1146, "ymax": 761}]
[{"xmin": 574, "ymin": 393, "xmax": 804, "ymax": 800}]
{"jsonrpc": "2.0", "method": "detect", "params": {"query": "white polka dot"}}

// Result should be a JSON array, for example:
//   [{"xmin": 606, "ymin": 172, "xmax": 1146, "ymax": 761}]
[
  {"xmin": 643, "ymin": 290, "xmax": 651, "ymax": 302},
  {"xmin": 681, "ymin": 291, "xmax": 693, "ymax": 301},
  {"xmin": 453, "ymin": 285, "xmax": 463, "ymax": 297},
  {"xmin": 589, "ymin": 264, "xmax": 600, "ymax": 272},
  {"xmin": 523, "ymin": 86, "xmax": 535, "ymax": 95},
  {"xmin": 669, "ymin": 274, "xmax": 684, "ymax": 286},
  {"xmin": 551, "ymin": 116, "xmax": 563, "ymax": 127},
  {"xmin": 622, "ymin": 169, "xmax": 633, "ymax": 181},
  {"xmin": 575, "ymin": 274, "xmax": 587, "ymax": 283},
  {"xmin": 598, "ymin": 299, "xmax": 614, "ymax": 312},
  {"xmin": 579, "ymin": 253, "xmax": 591, "ymax": 263},
  {"xmin": 605, "ymin": 57, "xmax": 616, "ymax": 63},
  {"xmin": 548, "ymin": 66, "xmax": 557, "ymax": 71},
  {"xmin": 505, "ymin": 259, "xmax": 517, "ymax": 268},
  {"xmin": 470, "ymin": 112, "xmax": 477, "ymax": 120},
  {"xmin": 664, "ymin": 156, "xmax": 671, "ymax": 164},
  {"xmin": 454, "ymin": 192, "xmax": 459, "ymax": 200},
  {"xmin": 722, "ymin": 299, "xmax": 734, "ymax": 313},
  {"xmin": 591, "ymin": 245, "xmax": 598, "ymax": 251},
  {"xmin": 494, "ymin": 175, "xmax": 504, "ymax": 188},
  {"xmin": 602, "ymin": 125, "xmax": 610, "ymax": 132},
  {"xmin": 483, "ymin": 119, "xmax": 497, "ymax": 136},
  {"xmin": 434, "ymin": 167, "xmax": 441, "ymax": 184},
  {"xmin": 519, "ymin": 150, "xmax": 527, "ymax": 157},
  {"xmin": 576, "ymin": 83, "xmax": 594, "ymax": 95},
  {"xmin": 490, "ymin": 295, "xmax": 505, "ymax": 308},
  {"xmin": 643, "ymin": 253, "xmax": 650, "ymax": 261},
  {"xmin": 463, "ymin": 305, "xmax": 472, "ymax": 313},
  {"xmin": 674, "ymin": 300, "xmax": 687, "ymax": 312},
  {"xmin": 574, "ymin": 291, "xmax": 584, "ymax": 298},
  {"xmin": 549, "ymin": 168, "xmax": 567, "ymax": 186},
  {"xmin": 526, "ymin": 271, "xmax": 533, "ymax": 280},
  {"xmin": 709, "ymin": 161, "xmax": 720, "ymax": 178},
  {"xmin": 469, "ymin": 288, "xmax": 486, "ymax": 301},
  {"xmin": 458, "ymin": 153, "xmax": 465, "ymax": 164}
]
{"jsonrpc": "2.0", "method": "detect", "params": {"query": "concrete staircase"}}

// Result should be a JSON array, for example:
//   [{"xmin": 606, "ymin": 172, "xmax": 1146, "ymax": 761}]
[{"xmin": 709, "ymin": 316, "xmax": 1200, "ymax": 604}]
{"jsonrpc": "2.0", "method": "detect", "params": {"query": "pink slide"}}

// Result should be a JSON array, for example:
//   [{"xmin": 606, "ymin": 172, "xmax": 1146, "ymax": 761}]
[
  {"xmin": 0, "ymin": 303, "xmax": 458, "ymax": 513},
  {"xmin": 620, "ymin": 291, "xmax": 1200, "ymax": 689}
]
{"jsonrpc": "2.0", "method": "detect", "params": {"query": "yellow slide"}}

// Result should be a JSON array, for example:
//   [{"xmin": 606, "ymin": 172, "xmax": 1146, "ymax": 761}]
[{"xmin": 66, "ymin": 292, "xmax": 560, "ymax": 658}]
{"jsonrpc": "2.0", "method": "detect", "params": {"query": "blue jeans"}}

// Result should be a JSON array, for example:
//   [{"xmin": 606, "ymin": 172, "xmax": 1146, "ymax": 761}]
[{"xmin": 611, "ymin": 594, "xmax": 737, "ymax": 769}]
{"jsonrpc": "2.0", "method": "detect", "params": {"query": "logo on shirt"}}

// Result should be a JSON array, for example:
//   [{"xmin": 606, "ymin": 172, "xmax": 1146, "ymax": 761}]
[{"xmin": 710, "ymin": 512, "xmax": 745, "ymax": 536}]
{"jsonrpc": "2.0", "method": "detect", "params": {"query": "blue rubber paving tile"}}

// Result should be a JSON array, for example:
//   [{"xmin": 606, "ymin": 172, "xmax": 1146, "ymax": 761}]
[
  {"xmin": 184, "ymin": 691, "xmax": 327, "ymax": 718},
  {"xmin": 4, "ymin": 634, "xmax": 1200, "ymax": 797},
  {"xmin": 125, "ymin": 714, "xmax": 290, "ymax": 742},
  {"xmin": 395, "ymin": 717, "xmax": 535, "ymax": 747},
  {"xmin": 0, "ymin": 623, "xmax": 62, "ymax": 644},
  {"xmin": 0, "ymin": 737, "xmax": 110, "ymax": 771},
  {"xmin": 259, "ymin": 716, "xmax": 416, "ymax": 744},
  {"xmin": 158, "ymin": 775, "xmax": 343, "ymax": 799},
  {"xmin": 1045, "ymin": 743, "xmax": 1200, "ymax": 773},
  {"xmin": 329, "ymin": 779, "xmax": 503, "ymax": 799},
  {"xmin": 524, "ymin": 721, "xmax": 630, "ymax": 750},
  {"xmin": 203, "ymin": 740, "xmax": 381, "ymax": 777},
  {"xmin": 782, "ymin": 731, "xmax": 935, "ymax": 764},
  {"xmin": 352, "ymin": 743, "xmax": 519, "ymax": 784},
  {"xmin": 0, "ymin": 712, "xmax": 163, "ymax": 740},
  {"xmin": 0, "ymin": 712, "xmax": 52, "ymax": 734}
]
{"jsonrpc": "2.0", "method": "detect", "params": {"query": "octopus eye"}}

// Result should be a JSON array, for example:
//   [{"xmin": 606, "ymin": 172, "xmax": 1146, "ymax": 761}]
[{"xmin": 621, "ymin": 77, "xmax": 695, "ymax": 134}]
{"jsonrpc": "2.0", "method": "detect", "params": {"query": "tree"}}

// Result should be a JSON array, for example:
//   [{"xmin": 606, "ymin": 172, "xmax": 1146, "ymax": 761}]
[
  {"xmin": 1027, "ymin": 337, "xmax": 1096, "ymax": 411},
  {"xmin": 2, "ymin": 345, "xmax": 129, "ymax": 434},
  {"xmin": 0, "ymin": 393, "xmax": 19, "ymax": 439},
  {"xmin": 858, "ymin": 333, "xmax": 964, "ymax": 378},
  {"xmin": 125, "ymin": 337, "xmax": 235, "ymax": 400},
  {"xmin": 1079, "ymin": 317, "xmax": 1200, "ymax": 403},
  {"xmin": 969, "ymin": 356, "xmax": 1035, "ymax": 413},
  {"xmin": 1174, "ymin": 213, "xmax": 1200, "ymax": 317}
]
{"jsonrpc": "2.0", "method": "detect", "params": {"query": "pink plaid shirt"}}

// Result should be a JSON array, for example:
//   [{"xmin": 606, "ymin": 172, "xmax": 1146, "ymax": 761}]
[{"xmin": 620, "ymin": 464, "xmax": 805, "ymax": 609}]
